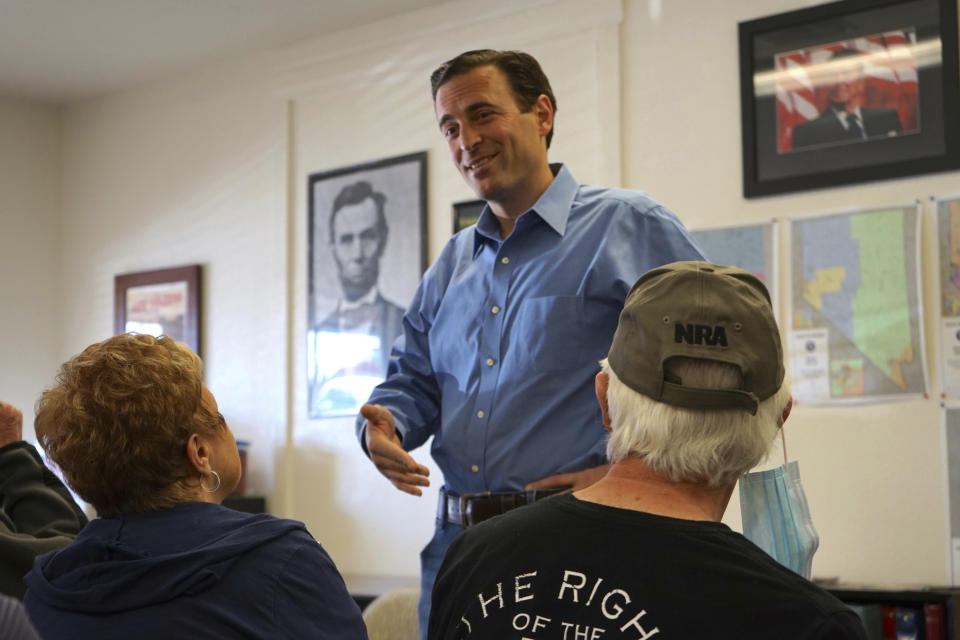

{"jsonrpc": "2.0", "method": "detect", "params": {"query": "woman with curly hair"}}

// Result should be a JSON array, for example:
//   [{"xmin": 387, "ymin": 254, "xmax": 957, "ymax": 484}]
[{"xmin": 24, "ymin": 334, "xmax": 366, "ymax": 639}]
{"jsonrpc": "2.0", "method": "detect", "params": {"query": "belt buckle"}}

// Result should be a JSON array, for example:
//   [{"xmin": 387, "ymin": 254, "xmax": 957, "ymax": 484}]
[{"xmin": 458, "ymin": 491, "xmax": 491, "ymax": 528}]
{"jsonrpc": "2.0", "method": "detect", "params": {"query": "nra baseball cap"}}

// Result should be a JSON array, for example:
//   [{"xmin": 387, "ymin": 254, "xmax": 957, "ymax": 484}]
[{"xmin": 607, "ymin": 261, "xmax": 783, "ymax": 415}]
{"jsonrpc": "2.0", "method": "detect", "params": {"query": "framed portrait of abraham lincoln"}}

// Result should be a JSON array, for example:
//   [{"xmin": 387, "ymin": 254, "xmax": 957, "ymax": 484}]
[
  {"xmin": 738, "ymin": 0, "xmax": 960, "ymax": 197},
  {"xmin": 307, "ymin": 151, "xmax": 427, "ymax": 419}
]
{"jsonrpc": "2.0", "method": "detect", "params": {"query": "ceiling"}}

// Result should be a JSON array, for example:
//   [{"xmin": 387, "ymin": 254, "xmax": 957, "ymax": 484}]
[{"xmin": 0, "ymin": 0, "xmax": 449, "ymax": 105}]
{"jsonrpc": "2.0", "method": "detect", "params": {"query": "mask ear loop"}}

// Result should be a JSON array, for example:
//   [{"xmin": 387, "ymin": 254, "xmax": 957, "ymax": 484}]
[{"xmin": 781, "ymin": 423, "xmax": 789, "ymax": 465}]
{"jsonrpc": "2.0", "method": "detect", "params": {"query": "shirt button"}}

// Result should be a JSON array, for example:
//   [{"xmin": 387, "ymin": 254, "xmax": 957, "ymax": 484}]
[
  {"xmin": 477, "ymin": 410, "xmax": 485, "ymax": 418},
  {"xmin": 501, "ymin": 257, "xmax": 510, "ymax": 264},
  {"xmin": 486, "ymin": 358, "xmax": 495, "ymax": 366},
  {"xmin": 491, "ymin": 305, "xmax": 500, "ymax": 314},
  {"xmin": 471, "ymin": 465, "xmax": 479, "ymax": 473}
]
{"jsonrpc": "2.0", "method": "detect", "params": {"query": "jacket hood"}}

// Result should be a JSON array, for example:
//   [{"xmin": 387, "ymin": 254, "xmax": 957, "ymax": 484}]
[{"xmin": 25, "ymin": 502, "xmax": 303, "ymax": 613}]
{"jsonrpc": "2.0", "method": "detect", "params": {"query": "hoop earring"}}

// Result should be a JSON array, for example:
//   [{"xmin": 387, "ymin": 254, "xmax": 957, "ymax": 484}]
[{"xmin": 201, "ymin": 469, "xmax": 221, "ymax": 493}]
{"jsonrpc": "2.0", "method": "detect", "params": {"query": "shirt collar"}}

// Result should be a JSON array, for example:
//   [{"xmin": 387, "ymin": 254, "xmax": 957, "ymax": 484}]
[
  {"xmin": 472, "ymin": 163, "xmax": 578, "ymax": 255},
  {"xmin": 830, "ymin": 104, "xmax": 862, "ymax": 128},
  {"xmin": 339, "ymin": 286, "xmax": 379, "ymax": 311}
]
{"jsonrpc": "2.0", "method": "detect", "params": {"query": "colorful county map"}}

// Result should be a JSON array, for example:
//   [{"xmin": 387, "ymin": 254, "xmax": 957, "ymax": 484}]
[
  {"xmin": 937, "ymin": 197, "xmax": 960, "ymax": 398},
  {"xmin": 939, "ymin": 198, "xmax": 960, "ymax": 317},
  {"xmin": 789, "ymin": 206, "xmax": 925, "ymax": 402},
  {"xmin": 689, "ymin": 222, "xmax": 777, "ymax": 294}
]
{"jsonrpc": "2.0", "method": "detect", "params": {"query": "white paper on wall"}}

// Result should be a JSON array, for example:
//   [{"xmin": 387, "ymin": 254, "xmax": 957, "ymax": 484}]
[
  {"xmin": 788, "ymin": 329, "xmax": 830, "ymax": 401},
  {"xmin": 953, "ymin": 538, "xmax": 960, "ymax": 586},
  {"xmin": 943, "ymin": 406, "xmax": 960, "ymax": 585}
]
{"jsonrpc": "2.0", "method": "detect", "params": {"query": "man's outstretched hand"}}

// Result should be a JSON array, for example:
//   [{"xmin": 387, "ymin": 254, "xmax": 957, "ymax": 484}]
[{"xmin": 361, "ymin": 403, "xmax": 430, "ymax": 496}]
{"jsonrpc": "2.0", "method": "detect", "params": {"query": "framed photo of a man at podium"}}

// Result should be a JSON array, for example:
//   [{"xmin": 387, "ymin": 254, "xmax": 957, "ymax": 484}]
[
  {"xmin": 307, "ymin": 152, "xmax": 427, "ymax": 419},
  {"xmin": 738, "ymin": 0, "xmax": 960, "ymax": 197}
]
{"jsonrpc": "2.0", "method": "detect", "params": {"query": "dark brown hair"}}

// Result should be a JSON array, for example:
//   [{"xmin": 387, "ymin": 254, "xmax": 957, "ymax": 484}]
[
  {"xmin": 430, "ymin": 49, "xmax": 558, "ymax": 148},
  {"xmin": 328, "ymin": 180, "xmax": 388, "ymax": 247}
]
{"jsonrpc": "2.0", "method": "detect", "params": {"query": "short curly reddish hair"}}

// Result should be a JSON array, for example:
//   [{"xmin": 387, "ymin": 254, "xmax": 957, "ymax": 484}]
[{"xmin": 35, "ymin": 334, "xmax": 222, "ymax": 515}]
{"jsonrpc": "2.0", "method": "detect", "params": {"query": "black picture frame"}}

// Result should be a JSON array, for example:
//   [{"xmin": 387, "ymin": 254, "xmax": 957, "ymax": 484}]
[
  {"xmin": 306, "ymin": 151, "xmax": 427, "ymax": 419},
  {"xmin": 452, "ymin": 199, "xmax": 485, "ymax": 233},
  {"xmin": 738, "ymin": 0, "xmax": 960, "ymax": 198},
  {"xmin": 114, "ymin": 265, "xmax": 202, "ymax": 355}
]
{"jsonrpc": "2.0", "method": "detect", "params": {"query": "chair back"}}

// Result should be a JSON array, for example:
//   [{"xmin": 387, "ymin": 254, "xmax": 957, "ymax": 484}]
[{"xmin": 362, "ymin": 587, "xmax": 420, "ymax": 640}]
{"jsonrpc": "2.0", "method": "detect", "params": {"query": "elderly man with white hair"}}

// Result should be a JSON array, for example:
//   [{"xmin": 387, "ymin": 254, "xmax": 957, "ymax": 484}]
[{"xmin": 428, "ymin": 261, "xmax": 867, "ymax": 640}]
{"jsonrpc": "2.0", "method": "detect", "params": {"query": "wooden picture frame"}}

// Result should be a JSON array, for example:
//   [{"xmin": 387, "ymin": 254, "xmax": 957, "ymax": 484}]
[
  {"xmin": 738, "ymin": 0, "xmax": 960, "ymax": 197},
  {"xmin": 114, "ymin": 265, "xmax": 202, "ymax": 355}
]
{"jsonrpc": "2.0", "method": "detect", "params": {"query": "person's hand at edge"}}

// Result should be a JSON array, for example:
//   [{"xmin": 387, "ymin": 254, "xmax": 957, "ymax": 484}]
[
  {"xmin": 361, "ymin": 403, "xmax": 430, "ymax": 496},
  {"xmin": 524, "ymin": 463, "xmax": 610, "ymax": 492},
  {"xmin": 0, "ymin": 401, "xmax": 24, "ymax": 448}
]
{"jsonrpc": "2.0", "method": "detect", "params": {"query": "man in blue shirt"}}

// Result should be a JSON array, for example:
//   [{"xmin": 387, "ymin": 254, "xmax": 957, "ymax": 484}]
[{"xmin": 356, "ymin": 49, "xmax": 704, "ymax": 636}]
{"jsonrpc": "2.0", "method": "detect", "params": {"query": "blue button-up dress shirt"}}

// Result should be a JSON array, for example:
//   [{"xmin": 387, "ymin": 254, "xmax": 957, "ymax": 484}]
[{"xmin": 359, "ymin": 164, "xmax": 704, "ymax": 494}]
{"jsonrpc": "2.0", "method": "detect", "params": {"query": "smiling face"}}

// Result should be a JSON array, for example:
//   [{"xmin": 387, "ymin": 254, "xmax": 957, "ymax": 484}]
[
  {"xmin": 823, "ymin": 55, "xmax": 865, "ymax": 112},
  {"xmin": 434, "ymin": 65, "xmax": 554, "ymax": 223},
  {"xmin": 829, "ymin": 66, "xmax": 863, "ymax": 108}
]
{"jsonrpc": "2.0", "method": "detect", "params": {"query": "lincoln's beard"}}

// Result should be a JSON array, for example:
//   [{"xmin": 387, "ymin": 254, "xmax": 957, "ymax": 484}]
[{"xmin": 337, "ymin": 260, "xmax": 379, "ymax": 302}]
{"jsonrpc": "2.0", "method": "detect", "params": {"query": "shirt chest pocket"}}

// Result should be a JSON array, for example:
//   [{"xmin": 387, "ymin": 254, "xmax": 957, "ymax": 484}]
[{"xmin": 514, "ymin": 295, "xmax": 591, "ymax": 372}]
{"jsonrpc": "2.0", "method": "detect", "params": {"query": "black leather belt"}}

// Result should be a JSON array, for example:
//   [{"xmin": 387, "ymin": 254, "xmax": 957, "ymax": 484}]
[{"xmin": 438, "ymin": 487, "xmax": 564, "ymax": 528}]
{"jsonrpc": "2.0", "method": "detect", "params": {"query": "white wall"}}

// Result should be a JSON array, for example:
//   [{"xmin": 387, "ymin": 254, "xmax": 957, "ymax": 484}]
[
  {"xmin": 58, "ymin": 58, "xmax": 289, "ymax": 496},
  {"xmin": 0, "ymin": 99, "xmax": 61, "ymax": 439},
  {"xmin": 4, "ymin": 0, "xmax": 958, "ymax": 586}
]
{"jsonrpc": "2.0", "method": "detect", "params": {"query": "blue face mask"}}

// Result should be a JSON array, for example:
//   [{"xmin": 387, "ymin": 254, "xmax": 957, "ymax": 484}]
[{"xmin": 739, "ymin": 435, "xmax": 819, "ymax": 579}]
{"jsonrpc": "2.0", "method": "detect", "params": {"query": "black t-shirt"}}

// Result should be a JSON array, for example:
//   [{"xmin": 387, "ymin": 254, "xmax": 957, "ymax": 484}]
[{"xmin": 429, "ymin": 494, "xmax": 866, "ymax": 640}]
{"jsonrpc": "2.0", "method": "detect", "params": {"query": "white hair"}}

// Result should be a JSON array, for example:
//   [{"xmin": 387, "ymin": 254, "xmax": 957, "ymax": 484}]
[{"xmin": 602, "ymin": 357, "xmax": 791, "ymax": 487}]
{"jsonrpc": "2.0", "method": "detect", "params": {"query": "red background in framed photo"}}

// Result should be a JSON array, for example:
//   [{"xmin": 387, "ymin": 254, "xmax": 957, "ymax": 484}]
[{"xmin": 775, "ymin": 32, "xmax": 920, "ymax": 154}]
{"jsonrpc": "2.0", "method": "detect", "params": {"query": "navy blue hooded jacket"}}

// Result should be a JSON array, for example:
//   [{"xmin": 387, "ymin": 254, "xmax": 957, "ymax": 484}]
[{"xmin": 23, "ymin": 502, "xmax": 367, "ymax": 639}]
